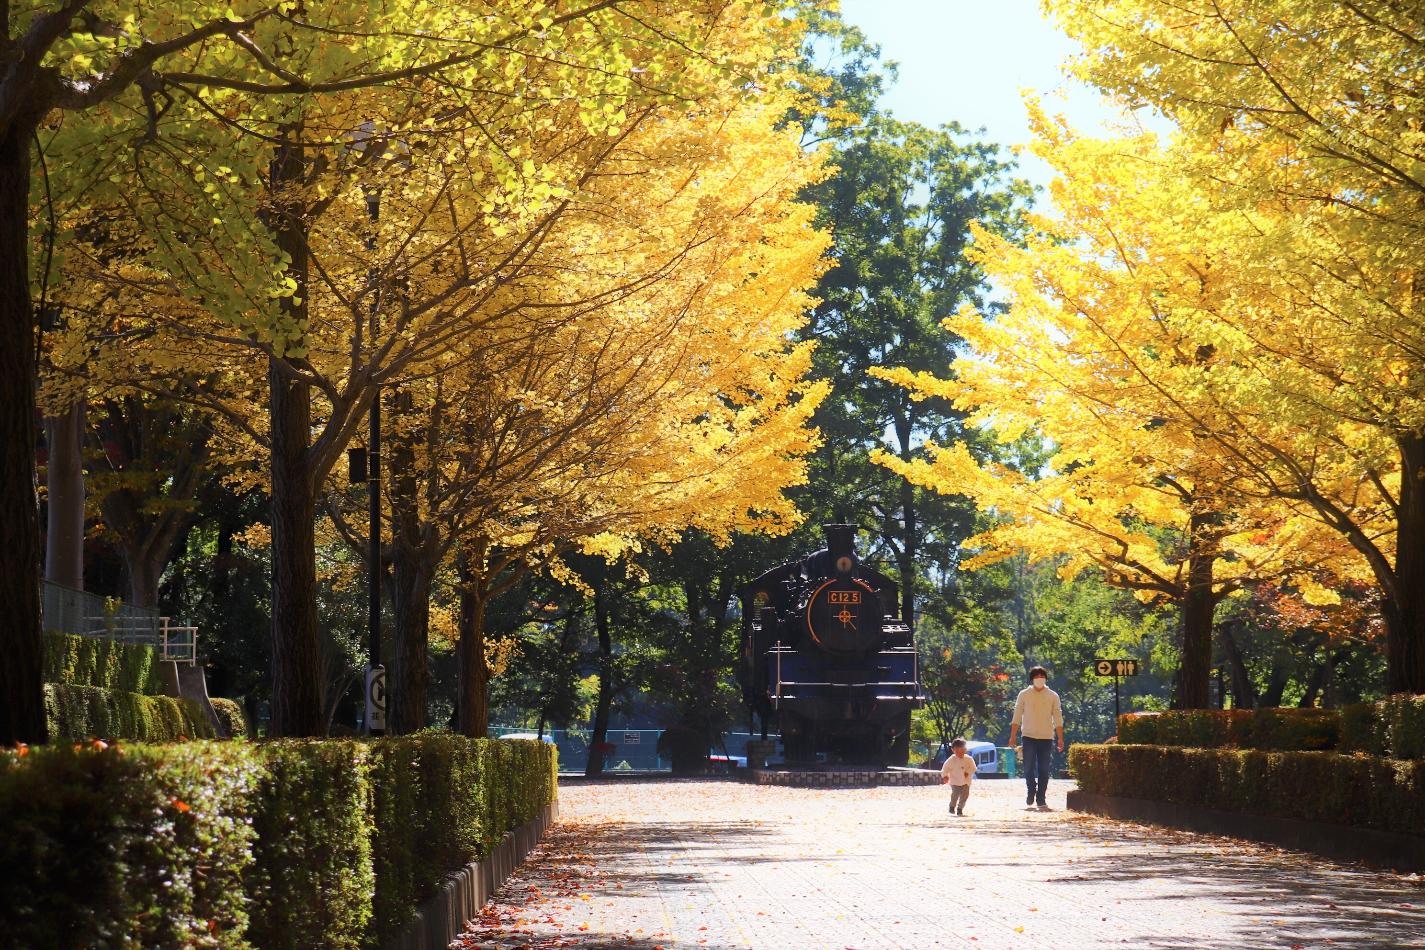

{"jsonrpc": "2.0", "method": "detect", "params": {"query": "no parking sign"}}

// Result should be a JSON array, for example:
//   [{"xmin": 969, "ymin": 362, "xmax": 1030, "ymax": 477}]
[{"xmin": 365, "ymin": 664, "xmax": 387, "ymax": 732}]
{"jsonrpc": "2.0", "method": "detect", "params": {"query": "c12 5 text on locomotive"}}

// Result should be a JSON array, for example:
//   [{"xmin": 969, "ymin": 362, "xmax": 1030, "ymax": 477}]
[{"xmin": 806, "ymin": 578, "xmax": 878, "ymax": 653}]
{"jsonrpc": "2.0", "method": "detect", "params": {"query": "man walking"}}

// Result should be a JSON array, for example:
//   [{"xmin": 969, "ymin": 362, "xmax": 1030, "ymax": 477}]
[{"xmin": 1008, "ymin": 666, "xmax": 1064, "ymax": 811}]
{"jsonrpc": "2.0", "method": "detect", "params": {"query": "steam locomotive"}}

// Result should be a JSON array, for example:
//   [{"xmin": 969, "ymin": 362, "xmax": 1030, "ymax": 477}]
[{"xmin": 736, "ymin": 525, "xmax": 925, "ymax": 766}]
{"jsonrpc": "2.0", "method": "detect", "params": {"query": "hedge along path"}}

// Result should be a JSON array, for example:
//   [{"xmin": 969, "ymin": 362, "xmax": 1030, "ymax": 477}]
[
  {"xmin": 43, "ymin": 630, "xmax": 164, "ymax": 694},
  {"xmin": 1117, "ymin": 696, "xmax": 1425, "ymax": 758},
  {"xmin": 43, "ymin": 682, "xmax": 215, "ymax": 743},
  {"xmin": 0, "ymin": 736, "xmax": 557, "ymax": 949},
  {"xmin": 1072, "ymin": 744, "xmax": 1425, "ymax": 839}
]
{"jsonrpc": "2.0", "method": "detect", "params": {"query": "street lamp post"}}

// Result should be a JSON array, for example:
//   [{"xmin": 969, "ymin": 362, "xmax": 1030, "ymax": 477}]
[
  {"xmin": 364, "ymin": 186, "xmax": 386, "ymax": 735},
  {"xmin": 351, "ymin": 122, "xmax": 387, "ymax": 736},
  {"xmin": 349, "ymin": 123, "xmax": 410, "ymax": 736}
]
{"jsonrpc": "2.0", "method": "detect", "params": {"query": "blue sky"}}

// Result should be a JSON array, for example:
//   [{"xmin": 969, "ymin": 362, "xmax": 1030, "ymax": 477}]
[{"xmin": 836, "ymin": 0, "xmax": 1138, "ymax": 190}]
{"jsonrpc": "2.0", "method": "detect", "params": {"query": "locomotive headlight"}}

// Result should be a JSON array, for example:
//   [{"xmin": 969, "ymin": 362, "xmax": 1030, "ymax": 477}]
[{"xmin": 835, "ymin": 555, "xmax": 854, "ymax": 575}]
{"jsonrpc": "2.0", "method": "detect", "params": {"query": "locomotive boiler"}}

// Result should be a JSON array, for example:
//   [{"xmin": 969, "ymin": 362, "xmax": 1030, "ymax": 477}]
[{"xmin": 736, "ymin": 524, "xmax": 924, "ymax": 766}]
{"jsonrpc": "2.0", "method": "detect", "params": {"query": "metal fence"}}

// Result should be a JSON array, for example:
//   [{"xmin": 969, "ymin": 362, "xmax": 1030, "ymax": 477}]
[
  {"xmin": 489, "ymin": 727, "xmax": 789, "ymax": 773},
  {"xmin": 42, "ymin": 582, "xmax": 197, "ymax": 664}
]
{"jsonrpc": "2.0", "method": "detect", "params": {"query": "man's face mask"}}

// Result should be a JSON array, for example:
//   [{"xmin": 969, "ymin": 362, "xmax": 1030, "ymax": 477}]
[{"xmin": 1032, "ymin": 677, "xmax": 1047, "ymax": 690}]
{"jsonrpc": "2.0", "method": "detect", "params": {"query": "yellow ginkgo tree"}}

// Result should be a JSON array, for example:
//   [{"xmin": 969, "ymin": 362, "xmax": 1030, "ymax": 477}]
[
  {"xmin": 1043, "ymin": 0, "xmax": 1425, "ymax": 694},
  {"xmin": 874, "ymin": 116, "xmax": 1373, "ymax": 707},
  {"xmin": 55, "ymin": 1, "xmax": 831, "ymax": 736}
]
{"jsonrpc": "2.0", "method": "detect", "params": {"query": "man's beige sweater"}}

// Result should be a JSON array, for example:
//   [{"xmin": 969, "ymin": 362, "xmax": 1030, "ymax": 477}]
[{"xmin": 1012, "ymin": 685, "xmax": 1063, "ymax": 740}]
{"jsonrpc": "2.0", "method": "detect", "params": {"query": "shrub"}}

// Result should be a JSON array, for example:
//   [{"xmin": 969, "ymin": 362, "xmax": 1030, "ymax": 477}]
[
  {"xmin": 0, "ymin": 735, "xmax": 558, "ymax": 949},
  {"xmin": 368, "ymin": 732, "xmax": 485, "ymax": 941},
  {"xmin": 211, "ymin": 698, "xmax": 251, "ymax": 739},
  {"xmin": 0, "ymin": 741, "xmax": 261, "ymax": 949},
  {"xmin": 43, "ymin": 630, "xmax": 163, "ymax": 694},
  {"xmin": 1339, "ymin": 702, "xmax": 1385, "ymax": 755},
  {"xmin": 1246, "ymin": 708, "xmax": 1338, "ymax": 751},
  {"xmin": 1070, "ymin": 744, "xmax": 1425, "ymax": 837},
  {"xmin": 245, "ymin": 741, "xmax": 374, "ymax": 950},
  {"xmin": 1383, "ymin": 694, "xmax": 1425, "ymax": 760},
  {"xmin": 45, "ymin": 683, "xmax": 215, "ymax": 742},
  {"xmin": 1117, "ymin": 707, "xmax": 1337, "ymax": 752},
  {"xmin": 1117, "ymin": 712, "xmax": 1159, "ymax": 744}
]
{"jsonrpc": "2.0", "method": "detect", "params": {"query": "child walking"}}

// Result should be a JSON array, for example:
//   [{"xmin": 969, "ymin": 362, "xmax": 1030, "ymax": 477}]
[{"xmin": 940, "ymin": 737, "xmax": 976, "ymax": 816}]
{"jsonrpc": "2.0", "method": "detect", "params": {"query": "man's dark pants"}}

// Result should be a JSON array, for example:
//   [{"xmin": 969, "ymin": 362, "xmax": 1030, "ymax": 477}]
[{"xmin": 1022, "ymin": 736, "xmax": 1054, "ymax": 805}]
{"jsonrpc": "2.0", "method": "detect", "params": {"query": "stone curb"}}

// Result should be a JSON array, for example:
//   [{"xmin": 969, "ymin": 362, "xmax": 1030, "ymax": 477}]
[
  {"xmin": 747, "ymin": 767, "xmax": 942, "ymax": 787},
  {"xmin": 384, "ymin": 800, "xmax": 560, "ymax": 950},
  {"xmin": 1067, "ymin": 789, "xmax": 1425, "ymax": 873}
]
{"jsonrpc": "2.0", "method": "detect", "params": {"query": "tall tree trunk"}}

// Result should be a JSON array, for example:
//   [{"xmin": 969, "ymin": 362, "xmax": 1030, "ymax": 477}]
[
  {"xmin": 390, "ymin": 553, "xmax": 431, "ymax": 734},
  {"xmin": 585, "ymin": 585, "xmax": 613, "ymax": 777},
  {"xmin": 264, "ymin": 130, "xmax": 324, "ymax": 737},
  {"xmin": 44, "ymin": 400, "xmax": 85, "ymax": 591},
  {"xmin": 0, "ymin": 123, "xmax": 46, "ymax": 744},
  {"xmin": 1219, "ymin": 621, "xmax": 1257, "ymax": 709},
  {"xmin": 1387, "ymin": 432, "xmax": 1425, "ymax": 694},
  {"xmin": 456, "ymin": 549, "xmax": 489, "ymax": 738},
  {"xmin": 1299, "ymin": 657, "xmax": 1330, "ymax": 709},
  {"xmin": 388, "ymin": 413, "xmax": 431, "ymax": 734},
  {"xmin": 1260, "ymin": 652, "xmax": 1289, "ymax": 708},
  {"xmin": 120, "ymin": 540, "xmax": 163, "ymax": 609},
  {"xmin": 268, "ymin": 358, "xmax": 324, "ymax": 736},
  {"xmin": 1172, "ymin": 513, "xmax": 1216, "ymax": 709}
]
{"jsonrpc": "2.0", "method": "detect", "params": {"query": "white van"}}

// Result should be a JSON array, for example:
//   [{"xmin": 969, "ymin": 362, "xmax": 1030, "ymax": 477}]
[
  {"xmin": 965, "ymin": 740, "xmax": 998, "ymax": 774},
  {"xmin": 930, "ymin": 740, "xmax": 999, "ymax": 774}
]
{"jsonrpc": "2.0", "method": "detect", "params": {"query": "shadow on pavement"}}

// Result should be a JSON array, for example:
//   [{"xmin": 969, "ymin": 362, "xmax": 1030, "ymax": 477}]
[{"xmin": 935, "ymin": 813, "xmax": 1424, "ymax": 950}]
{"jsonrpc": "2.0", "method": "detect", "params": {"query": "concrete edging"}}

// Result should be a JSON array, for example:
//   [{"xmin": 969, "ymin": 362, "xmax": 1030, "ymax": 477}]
[
  {"xmin": 747, "ymin": 768, "xmax": 942, "ymax": 787},
  {"xmin": 1067, "ymin": 789, "xmax": 1425, "ymax": 873},
  {"xmin": 384, "ymin": 799, "xmax": 560, "ymax": 950}
]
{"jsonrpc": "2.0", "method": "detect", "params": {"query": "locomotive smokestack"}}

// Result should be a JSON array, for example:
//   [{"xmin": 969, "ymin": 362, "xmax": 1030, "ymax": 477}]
[{"xmin": 824, "ymin": 524, "xmax": 856, "ymax": 566}]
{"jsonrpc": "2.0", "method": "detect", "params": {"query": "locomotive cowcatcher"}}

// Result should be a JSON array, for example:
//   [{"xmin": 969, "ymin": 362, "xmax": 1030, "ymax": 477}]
[{"xmin": 737, "ymin": 524, "xmax": 925, "ymax": 766}]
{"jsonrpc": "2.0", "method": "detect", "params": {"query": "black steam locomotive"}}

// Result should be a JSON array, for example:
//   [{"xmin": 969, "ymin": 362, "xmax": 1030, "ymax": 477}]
[{"xmin": 736, "ymin": 525, "xmax": 924, "ymax": 766}]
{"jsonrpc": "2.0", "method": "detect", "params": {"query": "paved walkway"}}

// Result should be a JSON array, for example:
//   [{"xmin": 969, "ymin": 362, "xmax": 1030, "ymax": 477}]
[{"xmin": 454, "ymin": 777, "xmax": 1424, "ymax": 950}]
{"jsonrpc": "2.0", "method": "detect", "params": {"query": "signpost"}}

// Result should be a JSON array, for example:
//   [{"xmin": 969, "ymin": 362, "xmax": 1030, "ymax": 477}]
[
  {"xmin": 1092, "ymin": 658, "xmax": 1139, "ymax": 721},
  {"xmin": 365, "ymin": 664, "xmax": 387, "ymax": 733}
]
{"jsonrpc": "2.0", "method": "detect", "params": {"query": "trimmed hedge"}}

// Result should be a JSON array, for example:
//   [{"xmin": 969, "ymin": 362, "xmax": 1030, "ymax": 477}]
[
  {"xmin": 367, "ymin": 733, "xmax": 559, "ymax": 942},
  {"xmin": 1070, "ymin": 743, "xmax": 1425, "ymax": 837},
  {"xmin": 1118, "ymin": 708, "xmax": 1337, "ymax": 750},
  {"xmin": 1119, "ymin": 696, "xmax": 1425, "ymax": 758},
  {"xmin": 246, "ymin": 742, "xmax": 374, "ymax": 949},
  {"xmin": 0, "ymin": 742, "xmax": 261, "ymax": 949},
  {"xmin": 45, "ymin": 683, "xmax": 215, "ymax": 742},
  {"xmin": 43, "ymin": 630, "xmax": 163, "ymax": 694},
  {"xmin": 211, "ymin": 698, "xmax": 251, "ymax": 739},
  {"xmin": 1341, "ymin": 696, "xmax": 1425, "ymax": 759},
  {"xmin": 0, "ymin": 736, "xmax": 558, "ymax": 949}
]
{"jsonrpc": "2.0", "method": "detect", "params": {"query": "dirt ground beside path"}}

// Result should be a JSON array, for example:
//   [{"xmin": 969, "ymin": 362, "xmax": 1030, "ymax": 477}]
[{"xmin": 453, "ymin": 777, "xmax": 1424, "ymax": 950}]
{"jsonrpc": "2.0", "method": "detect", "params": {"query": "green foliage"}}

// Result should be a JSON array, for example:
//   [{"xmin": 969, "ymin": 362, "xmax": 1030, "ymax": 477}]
[
  {"xmin": 0, "ymin": 741, "xmax": 261, "ymax": 949},
  {"xmin": 1118, "ymin": 708, "xmax": 1337, "ymax": 751},
  {"xmin": 368, "ymin": 733, "xmax": 485, "ymax": 942},
  {"xmin": 1070, "ymin": 744, "xmax": 1425, "ymax": 837},
  {"xmin": 1383, "ymin": 695, "xmax": 1425, "ymax": 760},
  {"xmin": 211, "ymin": 698, "xmax": 250, "ymax": 739},
  {"xmin": 1339, "ymin": 702, "xmax": 1386, "ymax": 756},
  {"xmin": 244, "ymin": 741, "xmax": 374, "ymax": 950},
  {"xmin": 1249, "ymin": 708, "xmax": 1339, "ymax": 751},
  {"xmin": 0, "ymin": 736, "xmax": 558, "ymax": 948},
  {"xmin": 1119, "ymin": 697, "xmax": 1424, "ymax": 757},
  {"xmin": 44, "ymin": 684, "xmax": 215, "ymax": 742},
  {"xmin": 42, "ymin": 630, "xmax": 162, "ymax": 694}
]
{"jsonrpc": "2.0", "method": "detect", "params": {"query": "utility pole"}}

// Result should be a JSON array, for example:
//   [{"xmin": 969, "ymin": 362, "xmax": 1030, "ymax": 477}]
[{"xmin": 362, "ymin": 178, "xmax": 386, "ymax": 736}]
